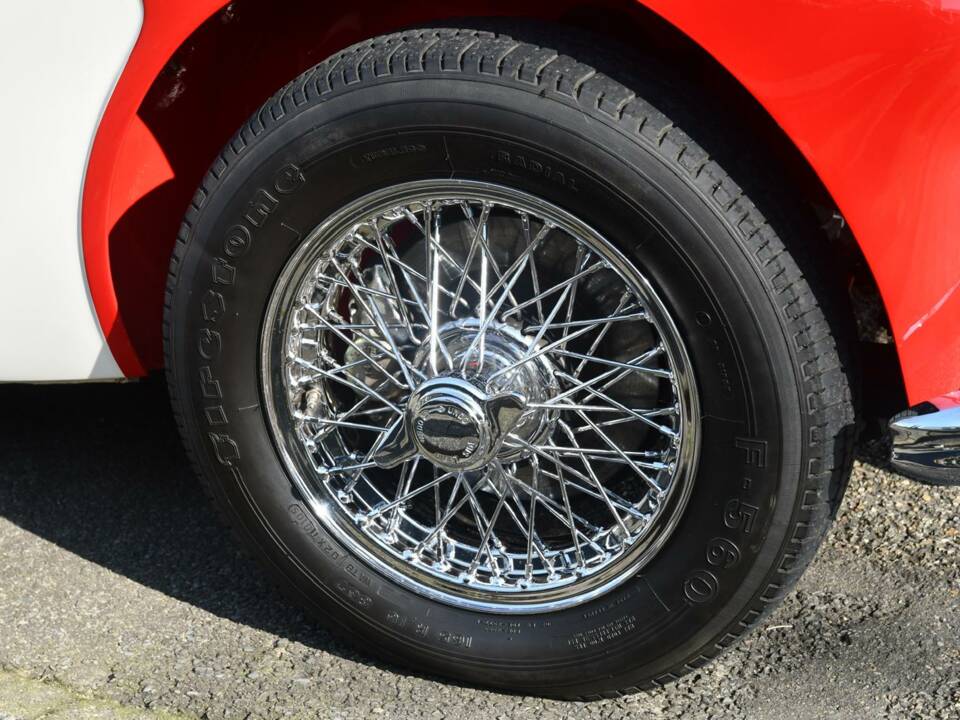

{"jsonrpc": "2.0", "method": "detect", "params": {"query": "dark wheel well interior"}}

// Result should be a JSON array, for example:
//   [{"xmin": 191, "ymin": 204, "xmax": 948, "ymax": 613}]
[{"xmin": 111, "ymin": 0, "xmax": 903, "ymax": 419}]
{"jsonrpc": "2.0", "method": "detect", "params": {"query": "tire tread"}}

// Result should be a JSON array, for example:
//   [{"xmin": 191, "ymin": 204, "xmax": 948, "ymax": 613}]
[{"xmin": 163, "ymin": 28, "xmax": 855, "ymax": 699}]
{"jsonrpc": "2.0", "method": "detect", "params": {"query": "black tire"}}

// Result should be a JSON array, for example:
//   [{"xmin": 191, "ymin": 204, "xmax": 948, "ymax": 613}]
[{"xmin": 164, "ymin": 28, "xmax": 854, "ymax": 698}]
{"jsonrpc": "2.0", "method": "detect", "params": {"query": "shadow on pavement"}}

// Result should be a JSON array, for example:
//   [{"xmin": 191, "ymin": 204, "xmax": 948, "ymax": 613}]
[{"xmin": 0, "ymin": 378, "xmax": 380, "ymax": 668}]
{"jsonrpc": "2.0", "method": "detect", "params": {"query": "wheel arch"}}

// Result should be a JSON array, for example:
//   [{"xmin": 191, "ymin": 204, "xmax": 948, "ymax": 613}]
[{"xmin": 84, "ymin": 0, "xmax": 922, "ymax": 406}]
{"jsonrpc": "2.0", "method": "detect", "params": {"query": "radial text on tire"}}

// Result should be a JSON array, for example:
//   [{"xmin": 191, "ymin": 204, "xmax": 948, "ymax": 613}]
[{"xmin": 164, "ymin": 28, "xmax": 855, "ymax": 698}]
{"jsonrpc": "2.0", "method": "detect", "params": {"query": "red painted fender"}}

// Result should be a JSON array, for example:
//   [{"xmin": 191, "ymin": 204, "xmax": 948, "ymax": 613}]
[
  {"xmin": 81, "ymin": 0, "xmax": 226, "ymax": 377},
  {"xmin": 83, "ymin": 0, "xmax": 960, "ymax": 403},
  {"xmin": 641, "ymin": 0, "xmax": 960, "ymax": 405}
]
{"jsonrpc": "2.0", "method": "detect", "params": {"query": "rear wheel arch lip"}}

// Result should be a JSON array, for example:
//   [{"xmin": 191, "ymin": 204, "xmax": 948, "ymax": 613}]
[
  {"xmin": 80, "ymin": 0, "xmax": 228, "ymax": 378},
  {"xmin": 83, "ymin": 0, "xmax": 951, "ymax": 406}
]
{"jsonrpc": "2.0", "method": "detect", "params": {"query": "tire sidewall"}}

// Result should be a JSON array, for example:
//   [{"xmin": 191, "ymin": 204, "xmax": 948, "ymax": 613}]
[{"xmin": 169, "ymin": 76, "xmax": 805, "ymax": 692}]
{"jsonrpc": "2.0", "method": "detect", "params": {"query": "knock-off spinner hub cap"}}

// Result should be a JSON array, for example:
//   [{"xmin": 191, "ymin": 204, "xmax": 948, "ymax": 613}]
[
  {"xmin": 406, "ymin": 378, "xmax": 522, "ymax": 471},
  {"xmin": 261, "ymin": 180, "xmax": 700, "ymax": 613},
  {"xmin": 371, "ymin": 320, "xmax": 555, "ymax": 471}
]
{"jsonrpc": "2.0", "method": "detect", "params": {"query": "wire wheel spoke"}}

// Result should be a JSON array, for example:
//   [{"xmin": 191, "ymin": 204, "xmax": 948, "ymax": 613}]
[{"xmin": 265, "ymin": 181, "xmax": 697, "ymax": 611}]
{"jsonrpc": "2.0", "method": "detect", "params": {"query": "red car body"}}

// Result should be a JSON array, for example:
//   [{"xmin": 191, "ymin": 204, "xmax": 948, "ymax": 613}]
[{"xmin": 83, "ymin": 0, "xmax": 960, "ymax": 406}]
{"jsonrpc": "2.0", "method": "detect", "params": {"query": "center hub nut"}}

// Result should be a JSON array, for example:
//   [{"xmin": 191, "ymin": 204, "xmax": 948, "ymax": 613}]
[
  {"xmin": 373, "ymin": 377, "xmax": 526, "ymax": 471},
  {"xmin": 409, "ymin": 379, "xmax": 492, "ymax": 470}
]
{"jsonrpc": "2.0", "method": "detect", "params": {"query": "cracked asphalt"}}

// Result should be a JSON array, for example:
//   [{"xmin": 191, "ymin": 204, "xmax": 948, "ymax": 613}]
[{"xmin": 0, "ymin": 380, "xmax": 957, "ymax": 719}]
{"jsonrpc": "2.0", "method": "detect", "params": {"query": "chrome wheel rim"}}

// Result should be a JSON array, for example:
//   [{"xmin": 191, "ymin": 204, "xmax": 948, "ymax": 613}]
[{"xmin": 262, "ymin": 180, "xmax": 699, "ymax": 613}]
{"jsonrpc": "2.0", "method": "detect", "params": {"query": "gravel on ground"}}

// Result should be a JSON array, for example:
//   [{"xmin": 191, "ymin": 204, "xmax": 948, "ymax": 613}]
[{"xmin": 0, "ymin": 381, "xmax": 957, "ymax": 720}]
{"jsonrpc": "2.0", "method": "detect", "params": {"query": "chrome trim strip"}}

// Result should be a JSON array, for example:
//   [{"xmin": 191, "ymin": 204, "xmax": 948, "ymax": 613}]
[{"xmin": 890, "ymin": 405, "xmax": 960, "ymax": 486}]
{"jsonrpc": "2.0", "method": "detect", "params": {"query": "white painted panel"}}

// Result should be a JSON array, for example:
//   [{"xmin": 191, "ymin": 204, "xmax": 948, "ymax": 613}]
[{"xmin": 0, "ymin": 1, "xmax": 143, "ymax": 381}]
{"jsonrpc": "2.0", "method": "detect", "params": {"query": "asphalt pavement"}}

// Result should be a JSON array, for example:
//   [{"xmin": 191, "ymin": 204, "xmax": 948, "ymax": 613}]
[{"xmin": 0, "ymin": 380, "xmax": 957, "ymax": 719}]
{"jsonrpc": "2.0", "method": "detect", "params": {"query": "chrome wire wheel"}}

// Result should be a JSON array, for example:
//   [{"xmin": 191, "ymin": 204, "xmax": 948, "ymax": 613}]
[{"xmin": 262, "ymin": 180, "xmax": 699, "ymax": 613}]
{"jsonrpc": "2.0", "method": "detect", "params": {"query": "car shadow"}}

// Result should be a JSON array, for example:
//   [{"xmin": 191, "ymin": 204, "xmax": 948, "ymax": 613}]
[
  {"xmin": 0, "ymin": 378, "xmax": 389, "ymax": 670},
  {"xmin": 0, "ymin": 378, "xmax": 891, "ymax": 696}
]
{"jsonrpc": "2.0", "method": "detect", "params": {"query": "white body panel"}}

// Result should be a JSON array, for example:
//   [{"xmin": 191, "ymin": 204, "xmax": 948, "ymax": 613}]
[{"xmin": 0, "ymin": 2, "xmax": 142, "ymax": 381}]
